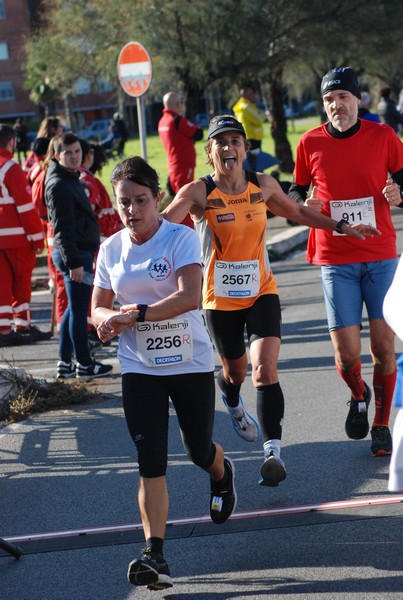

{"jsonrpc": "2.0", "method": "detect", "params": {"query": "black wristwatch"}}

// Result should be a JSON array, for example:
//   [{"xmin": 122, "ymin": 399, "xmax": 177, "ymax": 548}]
[
  {"xmin": 335, "ymin": 218, "xmax": 349, "ymax": 234},
  {"xmin": 136, "ymin": 304, "xmax": 148, "ymax": 322}
]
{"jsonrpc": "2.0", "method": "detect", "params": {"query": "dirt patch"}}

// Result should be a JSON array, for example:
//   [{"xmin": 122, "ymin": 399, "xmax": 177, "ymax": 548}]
[{"xmin": 0, "ymin": 364, "xmax": 112, "ymax": 424}]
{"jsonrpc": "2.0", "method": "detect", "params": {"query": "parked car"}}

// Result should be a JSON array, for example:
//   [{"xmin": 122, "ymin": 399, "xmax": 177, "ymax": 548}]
[
  {"xmin": 195, "ymin": 113, "xmax": 210, "ymax": 128},
  {"xmin": 283, "ymin": 105, "xmax": 299, "ymax": 119},
  {"xmin": 26, "ymin": 131, "xmax": 37, "ymax": 148},
  {"xmin": 302, "ymin": 101, "xmax": 318, "ymax": 116},
  {"xmin": 78, "ymin": 119, "xmax": 110, "ymax": 141}
]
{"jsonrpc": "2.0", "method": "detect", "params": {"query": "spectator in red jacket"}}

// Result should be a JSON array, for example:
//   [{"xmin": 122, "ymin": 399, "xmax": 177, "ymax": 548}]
[
  {"xmin": 81, "ymin": 141, "xmax": 121, "ymax": 241},
  {"xmin": 0, "ymin": 124, "xmax": 51, "ymax": 347},
  {"xmin": 158, "ymin": 91, "xmax": 203, "ymax": 227}
]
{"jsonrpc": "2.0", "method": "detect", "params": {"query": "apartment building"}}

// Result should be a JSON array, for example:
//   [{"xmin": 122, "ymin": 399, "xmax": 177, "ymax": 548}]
[
  {"xmin": 0, "ymin": 0, "xmax": 119, "ymax": 127},
  {"xmin": 0, "ymin": 0, "xmax": 40, "ymax": 119}
]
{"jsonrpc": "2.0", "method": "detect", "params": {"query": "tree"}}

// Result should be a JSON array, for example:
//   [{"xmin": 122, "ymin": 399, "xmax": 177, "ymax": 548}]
[
  {"xmin": 24, "ymin": 16, "xmax": 92, "ymax": 128},
  {"xmin": 23, "ymin": 0, "xmax": 403, "ymax": 171}
]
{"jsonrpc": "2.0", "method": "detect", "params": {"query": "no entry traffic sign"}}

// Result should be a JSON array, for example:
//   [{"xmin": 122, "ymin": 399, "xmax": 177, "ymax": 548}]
[{"xmin": 117, "ymin": 42, "xmax": 152, "ymax": 97}]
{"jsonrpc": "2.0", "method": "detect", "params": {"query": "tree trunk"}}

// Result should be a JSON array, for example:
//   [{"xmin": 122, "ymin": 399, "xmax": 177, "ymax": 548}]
[
  {"xmin": 268, "ymin": 71, "xmax": 295, "ymax": 174},
  {"xmin": 184, "ymin": 81, "xmax": 204, "ymax": 123},
  {"xmin": 63, "ymin": 93, "xmax": 75, "ymax": 130},
  {"xmin": 117, "ymin": 86, "xmax": 125, "ymax": 117}
]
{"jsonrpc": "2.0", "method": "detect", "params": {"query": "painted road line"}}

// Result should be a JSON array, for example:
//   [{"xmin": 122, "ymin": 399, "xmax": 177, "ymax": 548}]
[{"xmin": 5, "ymin": 494, "xmax": 403, "ymax": 544}]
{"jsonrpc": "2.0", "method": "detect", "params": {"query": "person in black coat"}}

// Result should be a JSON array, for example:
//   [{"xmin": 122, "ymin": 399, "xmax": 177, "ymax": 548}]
[
  {"xmin": 377, "ymin": 87, "xmax": 403, "ymax": 134},
  {"xmin": 13, "ymin": 117, "xmax": 29, "ymax": 164},
  {"xmin": 45, "ymin": 131, "xmax": 112, "ymax": 379}
]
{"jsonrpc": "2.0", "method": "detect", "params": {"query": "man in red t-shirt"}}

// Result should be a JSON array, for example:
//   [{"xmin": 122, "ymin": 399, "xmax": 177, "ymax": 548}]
[
  {"xmin": 289, "ymin": 67, "xmax": 403, "ymax": 458},
  {"xmin": 158, "ymin": 91, "xmax": 203, "ymax": 227}
]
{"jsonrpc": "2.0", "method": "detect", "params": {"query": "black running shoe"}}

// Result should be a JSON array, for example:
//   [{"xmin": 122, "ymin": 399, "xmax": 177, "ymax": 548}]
[
  {"xmin": 127, "ymin": 547, "xmax": 173, "ymax": 589},
  {"xmin": 371, "ymin": 425, "xmax": 393, "ymax": 457},
  {"xmin": 57, "ymin": 360, "xmax": 76, "ymax": 379},
  {"xmin": 210, "ymin": 456, "xmax": 237, "ymax": 524},
  {"xmin": 345, "ymin": 382, "xmax": 371, "ymax": 439},
  {"xmin": 76, "ymin": 360, "xmax": 113, "ymax": 379},
  {"xmin": 22, "ymin": 325, "xmax": 52, "ymax": 341},
  {"xmin": 0, "ymin": 329, "xmax": 33, "ymax": 347}
]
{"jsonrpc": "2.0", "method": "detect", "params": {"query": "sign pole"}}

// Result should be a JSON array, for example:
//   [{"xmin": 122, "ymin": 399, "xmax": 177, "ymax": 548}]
[
  {"xmin": 136, "ymin": 96, "xmax": 147, "ymax": 161},
  {"xmin": 117, "ymin": 41, "xmax": 152, "ymax": 162}
]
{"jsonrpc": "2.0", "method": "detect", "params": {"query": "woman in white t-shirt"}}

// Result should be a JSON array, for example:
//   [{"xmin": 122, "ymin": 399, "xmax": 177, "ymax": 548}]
[{"xmin": 91, "ymin": 156, "xmax": 236, "ymax": 591}]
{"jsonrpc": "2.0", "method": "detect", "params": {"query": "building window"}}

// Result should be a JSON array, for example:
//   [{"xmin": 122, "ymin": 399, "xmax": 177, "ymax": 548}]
[
  {"xmin": 73, "ymin": 77, "xmax": 91, "ymax": 95},
  {"xmin": 97, "ymin": 78, "xmax": 113, "ymax": 92},
  {"xmin": 0, "ymin": 42, "xmax": 9, "ymax": 60},
  {"xmin": 0, "ymin": 1, "xmax": 4, "ymax": 19},
  {"xmin": 0, "ymin": 81, "xmax": 14, "ymax": 100}
]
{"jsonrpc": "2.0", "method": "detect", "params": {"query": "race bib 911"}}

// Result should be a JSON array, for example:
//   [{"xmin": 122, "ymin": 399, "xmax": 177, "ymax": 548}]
[{"xmin": 330, "ymin": 197, "xmax": 376, "ymax": 235}]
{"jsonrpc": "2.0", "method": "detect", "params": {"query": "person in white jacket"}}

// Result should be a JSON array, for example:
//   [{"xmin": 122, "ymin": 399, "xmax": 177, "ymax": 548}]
[{"xmin": 383, "ymin": 252, "xmax": 403, "ymax": 491}]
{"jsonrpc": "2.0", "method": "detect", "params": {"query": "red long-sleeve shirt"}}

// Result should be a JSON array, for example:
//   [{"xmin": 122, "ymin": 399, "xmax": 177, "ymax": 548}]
[{"xmin": 158, "ymin": 109, "xmax": 201, "ymax": 174}]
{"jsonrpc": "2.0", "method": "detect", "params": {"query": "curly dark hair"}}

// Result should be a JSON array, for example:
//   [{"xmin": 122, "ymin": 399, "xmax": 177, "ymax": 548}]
[
  {"xmin": 111, "ymin": 156, "xmax": 160, "ymax": 196},
  {"xmin": 89, "ymin": 143, "xmax": 108, "ymax": 175}
]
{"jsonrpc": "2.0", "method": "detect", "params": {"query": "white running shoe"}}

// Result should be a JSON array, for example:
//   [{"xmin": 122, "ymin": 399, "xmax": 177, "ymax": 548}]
[
  {"xmin": 222, "ymin": 394, "xmax": 259, "ymax": 442},
  {"xmin": 258, "ymin": 451, "xmax": 287, "ymax": 487}
]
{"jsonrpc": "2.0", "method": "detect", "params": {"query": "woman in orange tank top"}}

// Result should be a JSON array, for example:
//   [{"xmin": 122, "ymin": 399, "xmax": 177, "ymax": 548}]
[{"xmin": 163, "ymin": 115, "xmax": 378, "ymax": 487}]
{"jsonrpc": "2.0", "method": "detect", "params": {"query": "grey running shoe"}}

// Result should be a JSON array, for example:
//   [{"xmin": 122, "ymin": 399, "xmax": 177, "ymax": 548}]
[
  {"xmin": 210, "ymin": 456, "xmax": 237, "ymax": 524},
  {"xmin": 127, "ymin": 548, "xmax": 173, "ymax": 589},
  {"xmin": 258, "ymin": 451, "xmax": 287, "ymax": 487},
  {"xmin": 345, "ymin": 382, "xmax": 371, "ymax": 439},
  {"xmin": 222, "ymin": 394, "xmax": 259, "ymax": 442}
]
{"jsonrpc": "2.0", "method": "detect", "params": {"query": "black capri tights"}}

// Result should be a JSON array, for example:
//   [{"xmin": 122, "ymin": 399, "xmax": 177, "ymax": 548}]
[
  {"xmin": 206, "ymin": 293, "xmax": 281, "ymax": 360},
  {"xmin": 122, "ymin": 371, "xmax": 216, "ymax": 478}
]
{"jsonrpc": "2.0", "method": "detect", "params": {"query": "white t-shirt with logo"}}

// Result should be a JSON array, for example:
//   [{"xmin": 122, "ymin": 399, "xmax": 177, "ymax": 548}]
[{"xmin": 94, "ymin": 219, "xmax": 214, "ymax": 375}]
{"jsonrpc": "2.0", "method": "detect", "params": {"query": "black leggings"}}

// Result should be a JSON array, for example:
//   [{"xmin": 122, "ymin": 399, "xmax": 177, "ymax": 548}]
[{"xmin": 122, "ymin": 371, "xmax": 216, "ymax": 478}]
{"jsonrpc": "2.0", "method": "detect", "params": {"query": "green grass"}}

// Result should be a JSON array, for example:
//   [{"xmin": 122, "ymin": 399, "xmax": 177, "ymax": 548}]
[{"xmin": 97, "ymin": 116, "xmax": 321, "ymax": 198}]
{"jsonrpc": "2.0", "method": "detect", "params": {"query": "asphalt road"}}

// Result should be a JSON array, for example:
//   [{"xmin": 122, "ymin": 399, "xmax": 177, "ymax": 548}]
[{"xmin": 1, "ymin": 210, "xmax": 403, "ymax": 599}]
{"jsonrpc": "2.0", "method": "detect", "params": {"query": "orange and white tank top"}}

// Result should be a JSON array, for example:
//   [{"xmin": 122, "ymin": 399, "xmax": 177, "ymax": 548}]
[{"xmin": 195, "ymin": 171, "xmax": 278, "ymax": 310}]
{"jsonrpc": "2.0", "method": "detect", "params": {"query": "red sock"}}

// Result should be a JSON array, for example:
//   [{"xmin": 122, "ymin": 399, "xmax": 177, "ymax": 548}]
[
  {"xmin": 336, "ymin": 361, "xmax": 365, "ymax": 399},
  {"xmin": 373, "ymin": 368, "xmax": 397, "ymax": 427}
]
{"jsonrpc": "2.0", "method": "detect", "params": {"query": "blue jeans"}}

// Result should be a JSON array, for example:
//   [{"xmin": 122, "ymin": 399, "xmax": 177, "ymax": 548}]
[{"xmin": 52, "ymin": 248, "xmax": 94, "ymax": 365}]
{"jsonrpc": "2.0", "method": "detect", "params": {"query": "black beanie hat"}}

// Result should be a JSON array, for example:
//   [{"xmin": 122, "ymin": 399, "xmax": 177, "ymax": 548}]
[{"xmin": 320, "ymin": 67, "xmax": 361, "ymax": 99}]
